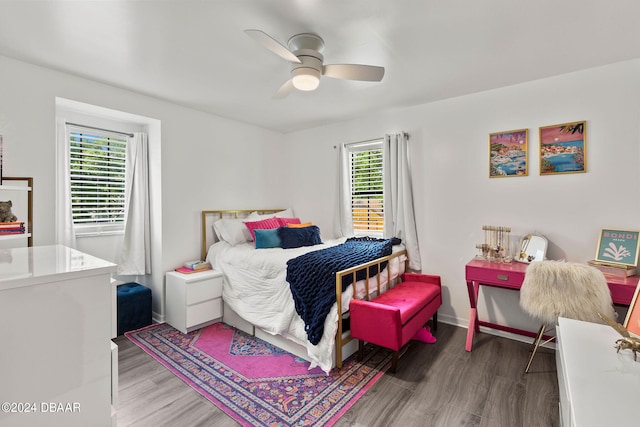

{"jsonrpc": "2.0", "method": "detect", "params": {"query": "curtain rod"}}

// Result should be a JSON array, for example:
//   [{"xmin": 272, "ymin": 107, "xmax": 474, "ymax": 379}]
[{"xmin": 66, "ymin": 122, "xmax": 134, "ymax": 138}]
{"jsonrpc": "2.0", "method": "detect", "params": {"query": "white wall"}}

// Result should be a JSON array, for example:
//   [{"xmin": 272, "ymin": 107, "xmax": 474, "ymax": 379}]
[
  {"xmin": 0, "ymin": 55, "xmax": 285, "ymax": 320},
  {"xmin": 283, "ymin": 59, "xmax": 640, "ymax": 339}
]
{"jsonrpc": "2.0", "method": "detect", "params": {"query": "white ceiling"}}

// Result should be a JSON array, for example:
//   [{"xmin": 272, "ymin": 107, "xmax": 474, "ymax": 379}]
[{"xmin": 1, "ymin": 0, "xmax": 640, "ymax": 133}]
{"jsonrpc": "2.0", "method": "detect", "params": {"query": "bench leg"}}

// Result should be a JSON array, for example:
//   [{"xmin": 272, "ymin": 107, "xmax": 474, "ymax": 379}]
[
  {"xmin": 390, "ymin": 350, "xmax": 399, "ymax": 373},
  {"xmin": 432, "ymin": 311, "xmax": 438, "ymax": 331},
  {"xmin": 358, "ymin": 339, "xmax": 364, "ymax": 361}
]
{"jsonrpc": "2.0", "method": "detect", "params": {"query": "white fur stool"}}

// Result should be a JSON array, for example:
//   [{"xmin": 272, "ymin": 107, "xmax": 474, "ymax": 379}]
[{"xmin": 519, "ymin": 260, "xmax": 615, "ymax": 373}]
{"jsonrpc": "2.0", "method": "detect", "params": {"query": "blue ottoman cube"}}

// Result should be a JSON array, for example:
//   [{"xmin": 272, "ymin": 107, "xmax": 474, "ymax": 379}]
[{"xmin": 117, "ymin": 283, "xmax": 152, "ymax": 335}]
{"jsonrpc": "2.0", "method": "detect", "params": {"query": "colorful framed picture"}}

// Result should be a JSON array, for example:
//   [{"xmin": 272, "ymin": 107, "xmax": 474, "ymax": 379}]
[
  {"xmin": 624, "ymin": 283, "xmax": 640, "ymax": 337},
  {"xmin": 488, "ymin": 128, "xmax": 528, "ymax": 177},
  {"xmin": 539, "ymin": 120, "xmax": 586, "ymax": 175},
  {"xmin": 595, "ymin": 228, "xmax": 640, "ymax": 267}
]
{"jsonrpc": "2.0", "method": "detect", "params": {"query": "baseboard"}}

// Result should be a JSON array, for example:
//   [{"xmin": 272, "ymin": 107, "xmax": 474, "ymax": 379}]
[
  {"xmin": 437, "ymin": 313, "xmax": 556, "ymax": 349},
  {"xmin": 437, "ymin": 313, "xmax": 468, "ymax": 329},
  {"xmin": 152, "ymin": 311, "xmax": 164, "ymax": 324}
]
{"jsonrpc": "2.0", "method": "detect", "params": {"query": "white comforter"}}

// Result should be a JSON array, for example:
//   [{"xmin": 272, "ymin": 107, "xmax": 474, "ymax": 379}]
[{"xmin": 206, "ymin": 238, "xmax": 405, "ymax": 372}]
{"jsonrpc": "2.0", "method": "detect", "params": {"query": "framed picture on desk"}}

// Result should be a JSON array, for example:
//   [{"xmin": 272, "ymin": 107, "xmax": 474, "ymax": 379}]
[
  {"xmin": 595, "ymin": 228, "xmax": 640, "ymax": 267},
  {"xmin": 624, "ymin": 284, "xmax": 640, "ymax": 337}
]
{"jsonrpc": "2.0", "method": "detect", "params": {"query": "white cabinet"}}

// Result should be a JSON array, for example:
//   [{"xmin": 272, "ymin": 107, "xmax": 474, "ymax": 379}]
[
  {"xmin": 166, "ymin": 269, "xmax": 223, "ymax": 333},
  {"xmin": 0, "ymin": 177, "xmax": 33, "ymax": 249},
  {"xmin": 0, "ymin": 245, "xmax": 116, "ymax": 427},
  {"xmin": 556, "ymin": 317, "xmax": 640, "ymax": 427}
]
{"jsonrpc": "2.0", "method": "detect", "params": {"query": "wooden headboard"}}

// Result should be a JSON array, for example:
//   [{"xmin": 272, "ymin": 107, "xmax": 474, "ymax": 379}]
[{"xmin": 201, "ymin": 209, "xmax": 285, "ymax": 260}]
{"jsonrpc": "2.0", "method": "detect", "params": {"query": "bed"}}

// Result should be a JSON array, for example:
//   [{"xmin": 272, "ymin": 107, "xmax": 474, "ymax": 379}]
[{"xmin": 201, "ymin": 209, "xmax": 408, "ymax": 373}]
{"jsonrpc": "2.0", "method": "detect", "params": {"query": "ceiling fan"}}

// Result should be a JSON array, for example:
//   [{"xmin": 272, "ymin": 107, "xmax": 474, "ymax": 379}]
[{"xmin": 244, "ymin": 29, "xmax": 385, "ymax": 98}]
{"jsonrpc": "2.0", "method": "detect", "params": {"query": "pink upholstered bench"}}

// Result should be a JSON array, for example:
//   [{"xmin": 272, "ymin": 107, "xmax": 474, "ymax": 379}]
[{"xmin": 349, "ymin": 273, "xmax": 442, "ymax": 372}]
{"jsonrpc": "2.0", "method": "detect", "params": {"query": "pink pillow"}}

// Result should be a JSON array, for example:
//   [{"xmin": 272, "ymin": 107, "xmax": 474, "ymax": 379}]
[
  {"xmin": 278, "ymin": 217, "xmax": 302, "ymax": 226},
  {"xmin": 244, "ymin": 217, "xmax": 282, "ymax": 240}
]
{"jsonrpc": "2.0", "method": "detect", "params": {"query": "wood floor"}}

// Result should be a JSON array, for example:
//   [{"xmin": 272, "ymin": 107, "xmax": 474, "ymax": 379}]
[{"xmin": 113, "ymin": 323, "xmax": 559, "ymax": 427}]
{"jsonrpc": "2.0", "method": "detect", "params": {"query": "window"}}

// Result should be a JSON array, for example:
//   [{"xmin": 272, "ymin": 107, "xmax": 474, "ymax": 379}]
[
  {"xmin": 68, "ymin": 126, "xmax": 128, "ymax": 235},
  {"xmin": 348, "ymin": 140, "xmax": 384, "ymax": 237}
]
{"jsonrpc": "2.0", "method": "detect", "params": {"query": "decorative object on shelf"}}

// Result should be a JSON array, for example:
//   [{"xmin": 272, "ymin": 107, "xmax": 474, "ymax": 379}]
[
  {"xmin": 516, "ymin": 233, "xmax": 548, "ymax": 263},
  {"xmin": 477, "ymin": 225, "xmax": 512, "ymax": 262},
  {"xmin": 488, "ymin": 128, "xmax": 528, "ymax": 177},
  {"xmin": 0, "ymin": 177, "xmax": 33, "ymax": 247},
  {"xmin": 539, "ymin": 120, "xmax": 586, "ymax": 175},
  {"xmin": 595, "ymin": 228, "xmax": 640, "ymax": 267},
  {"xmin": 598, "ymin": 312, "xmax": 640, "ymax": 361},
  {"xmin": 0, "ymin": 200, "xmax": 18, "ymax": 223}
]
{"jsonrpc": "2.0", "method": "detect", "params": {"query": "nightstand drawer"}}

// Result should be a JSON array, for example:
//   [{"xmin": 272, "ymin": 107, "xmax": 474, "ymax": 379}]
[
  {"xmin": 186, "ymin": 275, "xmax": 223, "ymax": 305},
  {"xmin": 186, "ymin": 299, "xmax": 222, "ymax": 326}
]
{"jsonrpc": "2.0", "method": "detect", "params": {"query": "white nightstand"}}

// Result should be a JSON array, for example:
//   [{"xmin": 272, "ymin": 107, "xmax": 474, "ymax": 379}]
[{"xmin": 165, "ymin": 269, "xmax": 223, "ymax": 333}]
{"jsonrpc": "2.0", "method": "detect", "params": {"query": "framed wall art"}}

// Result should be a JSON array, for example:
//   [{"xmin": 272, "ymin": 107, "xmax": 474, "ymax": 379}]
[
  {"xmin": 488, "ymin": 128, "xmax": 528, "ymax": 177},
  {"xmin": 539, "ymin": 120, "xmax": 586, "ymax": 175},
  {"xmin": 595, "ymin": 228, "xmax": 640, "ymax": 267}
]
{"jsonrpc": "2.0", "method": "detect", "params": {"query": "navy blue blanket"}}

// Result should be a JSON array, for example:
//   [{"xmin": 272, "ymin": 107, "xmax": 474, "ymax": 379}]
[{"xmin": 287, "ymin": 237, "xmax": 401, "ymax": 345}]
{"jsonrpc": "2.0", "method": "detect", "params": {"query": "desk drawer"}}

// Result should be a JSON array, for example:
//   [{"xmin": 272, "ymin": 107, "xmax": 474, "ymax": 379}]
[{"xmin": 466, "ymin": 264, "xmax": 525, "ymax": 288}]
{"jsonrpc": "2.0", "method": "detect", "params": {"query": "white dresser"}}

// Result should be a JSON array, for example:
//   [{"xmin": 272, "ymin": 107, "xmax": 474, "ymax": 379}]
[
  {"xmin": 556, "ymin": 317, "xmax": 640, "ymax": 427},
  {"xmin": 166, "ymin": 269, "xmax": 223, "ymax": 334},
  {"xmin": 0, "ymin": 245, "xmax": 116, "ymax": 427}
]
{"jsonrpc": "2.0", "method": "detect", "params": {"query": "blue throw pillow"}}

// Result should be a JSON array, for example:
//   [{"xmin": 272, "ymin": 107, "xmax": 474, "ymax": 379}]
[
  {"xmin": 254, "ymin": 228, "xmax": 282, "ymax": 249},
  {"xmin": 278, "ymin": 225, "xmax": 322, "ymax": 249}
]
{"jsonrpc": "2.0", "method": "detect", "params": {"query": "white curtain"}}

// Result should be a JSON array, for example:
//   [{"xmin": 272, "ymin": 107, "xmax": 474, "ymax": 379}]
[
  {"xmin": 383, "ymin": 132, "xmax": 422, "ymax": 271},
  {"xmin": 117, "ymin": 132, "xmax": 151, "ymax": 275},
  {"xmin": 336, "ymin": 144, "xmax": 354, "ymax": 237},
  {"xmin": 55, "ymin": 118, "xmax": 77, "ymax": 248}
]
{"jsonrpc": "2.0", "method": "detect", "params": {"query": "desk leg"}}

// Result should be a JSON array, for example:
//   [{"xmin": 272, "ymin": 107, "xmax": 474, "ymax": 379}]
[{"xmin": 466, "ymin": 280, "xmax": 479, "ymax": 352}]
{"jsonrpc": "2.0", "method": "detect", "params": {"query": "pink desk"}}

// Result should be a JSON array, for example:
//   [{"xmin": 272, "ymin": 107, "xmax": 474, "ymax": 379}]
[{"xmin": 465, "ymin": 258, "xmax": 639, "ymax": 351}]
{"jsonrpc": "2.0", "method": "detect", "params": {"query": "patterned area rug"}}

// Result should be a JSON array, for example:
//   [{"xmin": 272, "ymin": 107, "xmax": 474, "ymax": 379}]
[{"xmin": 126, "ymin": 322, "xmax": 391, "ymax": 426}]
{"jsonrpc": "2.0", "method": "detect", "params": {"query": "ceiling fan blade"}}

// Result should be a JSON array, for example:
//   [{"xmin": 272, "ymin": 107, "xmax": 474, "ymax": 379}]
[
  {"xmin": 244, "ymin": 29, "xmax": 301, "ymax": 64},
  {"xmin": 273, "ymin": 79, "xmax": 295, "ymax": 99},
  {"xmin": 323, "ymin": 64, "xmax": 385, "ymax": 82}
]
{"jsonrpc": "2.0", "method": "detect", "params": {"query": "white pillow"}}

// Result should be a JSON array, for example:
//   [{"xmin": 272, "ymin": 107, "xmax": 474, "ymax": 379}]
[{"xmin": 213, "ymin": 218, "xmax": 252, "ymax": 246}]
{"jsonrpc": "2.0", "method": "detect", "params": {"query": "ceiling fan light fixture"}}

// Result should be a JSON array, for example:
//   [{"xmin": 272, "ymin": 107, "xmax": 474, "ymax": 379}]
[
  {"xmin": 291, "ymin": 68, "xmax": 321, "ymax": 91},
  {"xmin": 245, "ymin": 29, "xmax": 384, "ymax": 98}
]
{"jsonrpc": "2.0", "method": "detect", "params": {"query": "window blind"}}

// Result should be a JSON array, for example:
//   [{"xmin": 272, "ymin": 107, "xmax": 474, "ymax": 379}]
[
  {"xmin": 349, "ymin": 141, "xmax": 383, "ymax": 237},
  {"xmin": 68, "ymin": 128, "xmax": 127, "ymax": 232}
]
